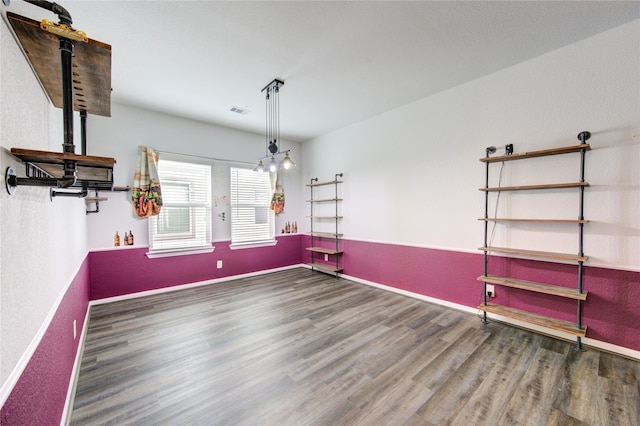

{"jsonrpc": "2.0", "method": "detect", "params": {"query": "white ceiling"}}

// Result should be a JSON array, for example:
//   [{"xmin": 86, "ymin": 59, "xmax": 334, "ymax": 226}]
[{"xmin": 7, "ymin": 1, "xmax": 640, "ymax": 142}]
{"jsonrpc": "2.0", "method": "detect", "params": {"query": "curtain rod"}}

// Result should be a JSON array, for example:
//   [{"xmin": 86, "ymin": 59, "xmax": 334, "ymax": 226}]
[{"xmin": 156, "ymin": 149, "xmax": 254, "ymax": 167}]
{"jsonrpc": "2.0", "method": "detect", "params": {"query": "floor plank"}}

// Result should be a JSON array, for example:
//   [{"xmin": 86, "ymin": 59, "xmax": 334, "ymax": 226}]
[{"xmin": 69, "ymin": 268, "xmax": 640, "ymax": 425}]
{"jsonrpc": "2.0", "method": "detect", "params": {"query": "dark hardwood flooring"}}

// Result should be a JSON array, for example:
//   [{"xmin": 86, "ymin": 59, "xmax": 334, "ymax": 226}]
[{"xmin": 69, "ymin": 268, "xmax": 640, "ymax": 425}]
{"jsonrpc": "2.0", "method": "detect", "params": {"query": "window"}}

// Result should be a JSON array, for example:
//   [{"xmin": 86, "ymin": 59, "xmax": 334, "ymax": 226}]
[
  {"xmin": 230, "ymin": 167, "xmax": 274, "ymax": 247},
  {"xmin": 148, "ymin": 158, "xmax": 212, "ymax": 256}
]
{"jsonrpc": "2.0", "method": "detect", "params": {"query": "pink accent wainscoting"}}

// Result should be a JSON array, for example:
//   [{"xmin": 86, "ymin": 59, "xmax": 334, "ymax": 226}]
[
  {"xmin": 1, "ymin": 257, "xmax": 91, "ymax": 425},
  {"xmin": 3, "ymin": 234, "xmax": 638, "ymax": 424},
  {"xmin": 89, "ymin": 235, "xmax": 303, "ymax": 300},
  {"xmin": 302, "ymin": 237, "xmax": 640, "ymax": 352}
]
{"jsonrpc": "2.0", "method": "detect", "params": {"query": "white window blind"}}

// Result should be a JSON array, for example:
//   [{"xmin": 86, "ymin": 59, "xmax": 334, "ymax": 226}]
[
  {"xmin": 148, "ymin": 158, "xmax": 212, "ymax": 255},
  {"xmin": 230, "ymin": 167, "xmax": 274, "ymax": 246}
]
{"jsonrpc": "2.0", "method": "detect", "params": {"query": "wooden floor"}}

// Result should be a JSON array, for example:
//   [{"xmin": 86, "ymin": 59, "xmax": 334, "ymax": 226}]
[{"xmin": 69, "ymin": 268, "xmax": 640, "ymax": 425}]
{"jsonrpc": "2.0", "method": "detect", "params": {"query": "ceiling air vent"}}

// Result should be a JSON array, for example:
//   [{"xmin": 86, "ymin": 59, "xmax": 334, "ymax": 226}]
[{"xmin": 230, "ymin": 106, "xmax": 250, "ymax": 115}]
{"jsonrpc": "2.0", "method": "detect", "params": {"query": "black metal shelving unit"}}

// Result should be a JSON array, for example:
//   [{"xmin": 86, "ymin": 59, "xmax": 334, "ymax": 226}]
[
  {"xmin": 306, "ymin": 173, "xmax": 344, "ymax": 277},
  {"xmin": 478, "ymin": 132, "xmax": 591, "ymax": 349}
]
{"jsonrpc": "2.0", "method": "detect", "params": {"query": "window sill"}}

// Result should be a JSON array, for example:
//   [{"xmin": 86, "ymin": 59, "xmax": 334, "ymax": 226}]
[
  {"xmin": 229, "ymin": 240, "xmax": 277, "ymax": 250},
  {"xmin": 146, "ymin": 245, "xmax": 215, "ymax": 259}
]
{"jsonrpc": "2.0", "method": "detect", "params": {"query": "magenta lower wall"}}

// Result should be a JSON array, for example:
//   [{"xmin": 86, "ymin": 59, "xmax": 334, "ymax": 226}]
[
  {"xmin": 302, "ymin": 237, "xmax": 640, "ymax": 352},
  {"xmin": 1, "ymin": 236, "xmax": 302, "ymax": 423},
  {"xmin": 89, "ymin": 235, "xmax": 303, "ymax": 300},
  {"xmin": 3, "ymin": 234, "xmax": 637, "ymax": 424},
  {"xmin": 1, "ymin": 257, "xmax": 90, "ymax": 425}
]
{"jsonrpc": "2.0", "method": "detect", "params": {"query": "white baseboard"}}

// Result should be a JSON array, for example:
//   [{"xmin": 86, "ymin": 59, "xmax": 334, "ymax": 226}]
[
  {"xmin": 0, "ymin": 259, "xmax": 88, "ymax": 409},
  {"xmin": 90, "ymin": 264, "xmax": 302, "ymax": 306},
  {"xmin": 340, "ymin": 271, "xmax": 640, "ymax": 361},
  {"xmin": 61, "ymin": 308, "xmax": 91, "ymax": 426}
]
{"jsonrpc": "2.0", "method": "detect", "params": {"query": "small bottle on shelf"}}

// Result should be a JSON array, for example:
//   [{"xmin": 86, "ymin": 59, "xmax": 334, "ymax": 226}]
[
  {"xmin": 114, "ymin": 231, "xmax": 120, "ymax": 246},
  {"xmin": 128, "ymin": 230, "xmax": 134, "ymax": 245}
]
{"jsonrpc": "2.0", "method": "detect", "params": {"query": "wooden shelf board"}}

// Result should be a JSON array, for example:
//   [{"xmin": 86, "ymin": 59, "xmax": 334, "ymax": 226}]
[
  {"xmin": 308, "ymin": 262, "xmax": 343, "ymax": 273},
  {"xmin": 306, "ymin": 247, "xmax": 343, "ymax": 255},
  {"xmin": 478, "ymin": 303, "xmax": 586, "ymax": 337},
  {"xmin": 307, "ymin": 216, "xmax": 343, "ymax": 219},
  {"xmin": 477, "ymin": 275, "xmax": 587, "ymax": 300},
  {"xmin": 11, "ymin": 148, "xmax": 116, "ymax": 167},
  {"xmin": 113, "ymin": 186, "xmax": 131, "ymax": 192},
  {"xmin": 309, "ymin": 232, "xmax": 343, "ymax": 238},
  {"xmin": 478, "ymin": 218, "xmax": 589, "ymax": 224},
  {"xmin": 306, "ymin": 180, "xmax": 343, "ymax": 187},
  {"xmin": 479, "ymin": 144, "xmax": 591, "ymax": 163},
  {"xmin": 8, "ymin": 12, "xmax": 112, "ymax": 117},
  {"xmin": 306, "ymin": 198, "xmax": 343, "ymax": 203},
  {"xmin": 479, "ymin": 246, "xmax": 588, "ymax": 262},
  {"xmin": 85, "ymin": 196, "xmax": 108, "ymax": 202},
  {"xmin": 480, "ymin": 182, "xmax": 589, "ymax": 192}
]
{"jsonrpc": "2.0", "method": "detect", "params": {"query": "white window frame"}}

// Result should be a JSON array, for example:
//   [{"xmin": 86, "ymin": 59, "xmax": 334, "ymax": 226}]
[
  {"xmin": 147, "ymin": 157, "xmax": 213, "ymax": 258},
  {"xmin": 229, "ymin": 167, "xmax": 276, "ymax": 249}
]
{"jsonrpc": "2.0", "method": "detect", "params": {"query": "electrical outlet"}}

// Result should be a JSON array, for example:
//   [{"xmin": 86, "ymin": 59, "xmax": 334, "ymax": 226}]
[
  {"xmin": 73, "ymin": 320, "xmax": 77, "ymax": 340},
  {"xmin": 217, "ymin": 260, "xmax": 223, "ymax": 269},
  {"xmin": 486, "ymin": 284, "xmax": 495, "ymax": 298},
  {"xmin": 324, "ymin": 254, "xmax": 329, "ymax": 261}
]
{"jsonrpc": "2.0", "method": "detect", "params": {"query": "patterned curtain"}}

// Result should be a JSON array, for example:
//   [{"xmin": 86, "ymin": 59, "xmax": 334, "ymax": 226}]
[
  {"xmin": 270, "ymin": 170, "xmax": 285, "ymax": 215},
  {"xmin": 132, "ymin": 146, "xmax": 162, "ymax": 218}
]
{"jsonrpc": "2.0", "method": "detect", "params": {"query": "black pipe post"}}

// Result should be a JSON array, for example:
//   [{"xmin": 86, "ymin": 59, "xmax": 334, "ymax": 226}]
[
  {"xmin": 335, "ymin": 173, "xmax": 343, "ymax": 278},
  {"xmin": 24, "ymin": 0, "xmax": 77, "ymax": 187},
  {"xmin": 575, "ymin": 131, "xmax": 590, "ymax": 350},
  {"xmin": 80, "ymin": 110, "xmax": 87, "ymax": 155},
  {"xmin": 310, "ymin": 178, "xmax": 318, "ymax": 270},
  {"xmin": 481, "ymin": 153, "xmax": 490, "ymax": 323},
  {"xmin": 60, "ymin": 37, "xmax": 74, "ymax": 153},
  {"xmin": 59, "ymin": 37, "xmax": 77, "ymax": 187}
]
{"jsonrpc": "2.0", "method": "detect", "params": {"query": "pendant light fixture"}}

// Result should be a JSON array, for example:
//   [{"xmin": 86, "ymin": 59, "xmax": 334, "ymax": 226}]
[{"xmin": 254, "ymin": 79, "xmax": 295, "ymax": 173}]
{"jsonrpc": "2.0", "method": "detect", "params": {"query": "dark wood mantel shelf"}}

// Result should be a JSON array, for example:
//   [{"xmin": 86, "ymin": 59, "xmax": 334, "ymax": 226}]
[{"xmin": 7, "ymin": 12, "xmax": 112, "ymax": 117}]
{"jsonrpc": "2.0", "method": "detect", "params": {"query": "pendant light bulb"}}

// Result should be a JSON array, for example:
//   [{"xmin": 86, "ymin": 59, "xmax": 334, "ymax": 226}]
[
  {"xmin": 253, "ymin": 160, "xmax": 265, "ymax": 173},
  {"xmin": 280, "ymin": 152, "xmax": 295, "ymax": 170},
  {"xmin": 268, "ymin": 156, "xmax": 279, "ymax": 173}
]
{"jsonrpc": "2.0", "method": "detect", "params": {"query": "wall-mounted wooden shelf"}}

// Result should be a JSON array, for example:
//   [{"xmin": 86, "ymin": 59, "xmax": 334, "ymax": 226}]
[
  {"xmin": 480, "ymin": 182, "xmax": 589, "ymax": 192},
  {"xmin": 478, "ymin": 218, "xmax": 589, "ymax": 224},
  {"xmin": 478, "ymin": 303, "xmax": 586, "ymax": 337},
  {"xmin": 309, "ymin": 232, "xmax": 343, "ymax": 238},
  {"xmin": 308, "ymin": 262, "xmax": 344, "ymax": 274},
  {"xmin": 477, "ymin": 275, "xmax": 588, "ymax": 300},
  {"xmin": 479, "ymin": 246, "xmax": 588, "ymax": 263},
  {"xmin": 8, "ymin": 148, "xmax": 116, "ymax": 192},
  {"xmin": 479, "ymin": 144, "xmax": 591, "ymax": 163},
  {"xmin": 307, "ymin": 216, "xmax": 344, "ymax": 219},
  {"xmin": 306, "ymin": 247, "xmax": 344, "ymax": 255},
  {"xmin": 305, "ymin": 198, "xmax": 343, "ymax": 203},
  {"xmin": 10, "ymin": 148, "xmax": 115, "ymax": 168},
  {"xmin": 306, "ymin": 180, "xmax": 344, "ymax": 187}
]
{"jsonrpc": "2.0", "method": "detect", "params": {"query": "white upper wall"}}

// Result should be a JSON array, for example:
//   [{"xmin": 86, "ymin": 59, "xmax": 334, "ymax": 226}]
[
  {"xmin": 302, "ymin": 20, "xmax": 640, "ymax": 271},
  {"xmin": 85, "ymin": 103, "xmax": 303, "ymax": 249},
  {"xmin": 1, "ymin": 13, "xmax": 89, "ymax": 388}
]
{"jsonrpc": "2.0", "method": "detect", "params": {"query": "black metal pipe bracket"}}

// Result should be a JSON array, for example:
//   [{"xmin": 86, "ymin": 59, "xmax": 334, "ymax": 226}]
[
  {"xmin": 50, "ymin": 187, "xmax": 87, "ymax": 200},
  {"xmin": 24, "ymin": 0, "xmax": 73, "ymax": 25}
]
